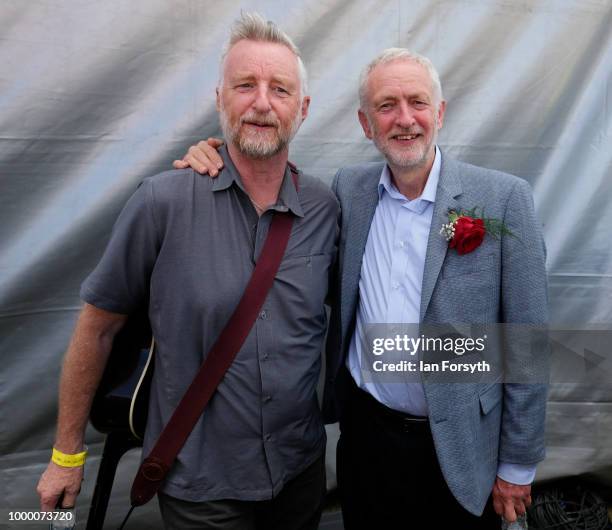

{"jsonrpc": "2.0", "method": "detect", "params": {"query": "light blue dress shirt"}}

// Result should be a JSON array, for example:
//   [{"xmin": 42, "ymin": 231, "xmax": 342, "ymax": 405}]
[{"xmin": 346, "ymin": 147, "xmax": 536, "ymax": 485}]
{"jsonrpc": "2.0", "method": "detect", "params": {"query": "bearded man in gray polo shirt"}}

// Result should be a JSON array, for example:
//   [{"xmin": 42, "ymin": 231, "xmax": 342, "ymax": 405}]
[{"xmin": 37, "ymin": 13, "xmax": 339, "ymax": 530}]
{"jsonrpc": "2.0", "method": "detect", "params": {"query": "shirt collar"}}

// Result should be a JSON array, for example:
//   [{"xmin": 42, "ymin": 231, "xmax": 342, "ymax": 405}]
[
  {"xmin": 378, "ymin": 146, "xmax": 441, "ymax": 212},
  {"xmin": 213, "ymin": 144, "xmax": 304, "ymax": 218}
]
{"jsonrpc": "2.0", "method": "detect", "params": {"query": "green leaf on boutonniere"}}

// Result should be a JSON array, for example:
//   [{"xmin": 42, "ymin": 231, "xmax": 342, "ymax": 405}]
[{"xmin": 448, "ymin": 207, "xmax": 515, "ymax": 241}]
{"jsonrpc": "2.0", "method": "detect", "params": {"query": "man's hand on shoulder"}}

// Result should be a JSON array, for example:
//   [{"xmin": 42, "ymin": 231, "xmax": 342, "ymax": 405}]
[
  {"xmin": 36, "ymin": 461, "xmax": 83, "ymax": 511},
  {"xmin": 173, "ymin": 138, "xmax": 225, "ymax": 176},
  {"xmin": 492, "ymin": 476, "xmax": 532, "ymax": 523}
]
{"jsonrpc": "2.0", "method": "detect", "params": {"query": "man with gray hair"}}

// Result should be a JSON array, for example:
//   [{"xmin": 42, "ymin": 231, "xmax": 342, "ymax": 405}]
[
  {"xmin": 324, "ymin": 48, "xmax": 547, "ymax": 528},
  {"xmin": 36, "ymin": 13, "xmax": 339, "ymax": 529},
  {"xmin": 179, "ymin": 46, "xmax": 548, "ymax": 528}
]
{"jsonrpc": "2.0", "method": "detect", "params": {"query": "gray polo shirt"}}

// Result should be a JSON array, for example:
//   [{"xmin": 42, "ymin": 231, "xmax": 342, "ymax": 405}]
[{"xmin": 81, "ymin": 146, "xmax": 339, "ymax": 502}]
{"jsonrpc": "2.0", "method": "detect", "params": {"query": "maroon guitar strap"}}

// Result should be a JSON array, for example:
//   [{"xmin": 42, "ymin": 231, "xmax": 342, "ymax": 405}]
[{"xmin": 129, "ymin": 169, "xmax": 298, "ymax": 508}]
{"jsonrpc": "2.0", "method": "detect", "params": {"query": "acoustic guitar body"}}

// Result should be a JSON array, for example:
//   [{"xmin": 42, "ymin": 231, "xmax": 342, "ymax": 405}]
[
  {"xmin": 90, "ymin": 311, "xmax": 153, "ymax": 440},
  {"xmin": 87, "ymin": 311, "xmax": 154, "ymax": 529}
]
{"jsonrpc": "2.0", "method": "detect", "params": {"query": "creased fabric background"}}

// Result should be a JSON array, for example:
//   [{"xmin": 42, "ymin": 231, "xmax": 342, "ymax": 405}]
[{"xmin": 1, "ymin": 0, "xmax": 611, "ymax": 526}]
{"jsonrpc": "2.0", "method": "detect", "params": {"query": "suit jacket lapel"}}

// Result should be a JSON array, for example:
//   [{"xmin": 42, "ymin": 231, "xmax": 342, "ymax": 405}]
[
  {"xmin": 420, "ymin": 155, "xmax": 462, "ymax": 321},
  {"xmin": 341, "ymin": 169, "xmax": 380, "ymax": 340}
]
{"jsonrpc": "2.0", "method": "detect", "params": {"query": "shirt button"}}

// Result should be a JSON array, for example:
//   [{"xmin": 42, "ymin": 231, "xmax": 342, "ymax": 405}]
[
  {"xmin": 393, "ymin": 282, "xmax": 400, "ymax": 289},
  {"xmin": 399, "ymin": 241, "xmax": 405, "ymax": 248},
  {"xmin": 262, "ymin": 353, "xmax": 269, "ymax": 360},
  {"xmin": 264, "ymin": 434, "xmax": 272, "ymax": 441},
  {"xmin": 259, "ymin": 310, "xmax": 268, "ymax": 320},
  {"xmin": 263, "ymin": 395, "xmax": 272, "ymax": 403}
]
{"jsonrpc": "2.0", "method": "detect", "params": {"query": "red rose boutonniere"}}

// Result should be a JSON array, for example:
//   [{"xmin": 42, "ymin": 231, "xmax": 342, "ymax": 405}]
[{"xmin": 439, "ymin": 208, "xmax": 515, "ymax": 255}]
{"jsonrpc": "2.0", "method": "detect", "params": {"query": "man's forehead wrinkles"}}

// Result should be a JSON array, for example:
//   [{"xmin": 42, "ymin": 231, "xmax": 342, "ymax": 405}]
[
  {"xmin": 371, "ymin": 74, "xmax": 430, "ymax": 89},
  {"xmin": 229, "ymin": 68, "xmax": 293, "ymax": 80},
  {"xmin": 372, "ymin": 86, "xmax": 432, "ymax": 103},
  {"xmin": 225, "ymin": 63, "xmax": 298, "ymax": 85}
]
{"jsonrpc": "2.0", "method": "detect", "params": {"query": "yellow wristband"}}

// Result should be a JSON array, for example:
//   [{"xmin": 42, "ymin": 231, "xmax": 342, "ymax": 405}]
[{"xmin": 52, "ymin": 447, "xmax": 88, "ymax": 467}]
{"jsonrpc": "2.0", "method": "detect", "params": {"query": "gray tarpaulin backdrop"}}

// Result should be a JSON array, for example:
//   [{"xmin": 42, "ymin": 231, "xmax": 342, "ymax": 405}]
[{"xmin": 1, "ymin": 0, "xmax": 611, "ymax": 527}]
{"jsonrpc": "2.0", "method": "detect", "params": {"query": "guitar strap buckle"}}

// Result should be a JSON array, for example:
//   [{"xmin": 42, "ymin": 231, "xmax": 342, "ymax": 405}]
[{"xmin": 140, "ymin": 457, "xmax": 168, "ymax": 482}]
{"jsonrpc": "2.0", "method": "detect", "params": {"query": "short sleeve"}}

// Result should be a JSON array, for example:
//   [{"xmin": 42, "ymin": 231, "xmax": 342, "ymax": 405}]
[{"xmin": 80, "ymin": 179, "xmax": 160, "ymax": 314}]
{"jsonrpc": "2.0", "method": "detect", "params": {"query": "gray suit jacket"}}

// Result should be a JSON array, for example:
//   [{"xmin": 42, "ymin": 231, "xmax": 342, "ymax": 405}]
[{"xmin": 322, "ymin": 153, "xmax": 548, "ymax": 515}]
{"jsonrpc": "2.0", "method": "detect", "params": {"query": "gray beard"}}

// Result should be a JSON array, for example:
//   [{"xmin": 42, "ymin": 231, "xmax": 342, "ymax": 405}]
[{"xmin": 218, "ymin": 108, "xmax": 302, "ymax": 159}]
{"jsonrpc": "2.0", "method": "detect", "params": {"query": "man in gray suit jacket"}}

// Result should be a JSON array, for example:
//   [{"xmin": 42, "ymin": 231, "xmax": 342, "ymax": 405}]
[
  {"xmin": 176, "ymin": 47, "xmax": 548, "ymax": 529},
  {"xmin": 321, "ymin": 49, "xmax": 548, "ymax": 528}
]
